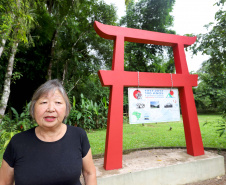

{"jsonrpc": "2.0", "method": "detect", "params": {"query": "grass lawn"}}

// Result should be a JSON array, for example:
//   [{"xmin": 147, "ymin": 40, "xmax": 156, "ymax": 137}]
[
  {"xmin": 0, "ymin": 114, "xmax": 225, "ymax": 167},
  {"xmin": 88, "ymin": 114, "xmax": 226, "ymax": 155}
]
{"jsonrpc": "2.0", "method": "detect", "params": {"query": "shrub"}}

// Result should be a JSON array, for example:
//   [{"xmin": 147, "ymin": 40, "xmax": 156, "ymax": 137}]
[
  {"xmin": 66, "ymin": 94, "xmax": 108, "ymax": 130},
  {"xmin": 0, "ymin": 103, "xmax": 37, "ymax": 150}
]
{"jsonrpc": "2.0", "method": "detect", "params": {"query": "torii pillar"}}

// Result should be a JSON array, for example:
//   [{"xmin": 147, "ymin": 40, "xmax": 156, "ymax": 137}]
[{"xmin": 94, "ymin": 21, "xmax": 204, "ymax": 170}]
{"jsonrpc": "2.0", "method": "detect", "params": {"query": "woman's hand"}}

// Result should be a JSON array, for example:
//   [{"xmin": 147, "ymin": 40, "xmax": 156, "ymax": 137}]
[
  {"xmin": 0, "ymin": 160, "xmax": 14, "ymax": 185},
  {"xmin": 82, "ymin": 149, "xmax": 97, "ymax": 185}
]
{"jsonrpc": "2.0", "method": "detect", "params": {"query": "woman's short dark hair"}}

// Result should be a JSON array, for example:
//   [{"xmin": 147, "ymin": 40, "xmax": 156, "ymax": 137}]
[{"xmin": 30, "ymin": 79, "xmax": 71, "ymax": 121}]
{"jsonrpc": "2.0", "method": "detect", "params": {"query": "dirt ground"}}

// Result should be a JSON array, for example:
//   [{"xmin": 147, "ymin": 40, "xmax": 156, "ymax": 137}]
[{"xmin": 90, "ymin": 148, "xmax": 226, "ymax": 185}]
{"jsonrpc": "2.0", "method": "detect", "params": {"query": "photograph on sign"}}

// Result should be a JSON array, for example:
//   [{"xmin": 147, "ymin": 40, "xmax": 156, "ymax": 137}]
[{"xmin": 128, "ymin": 88, "xmax": 180, "ymax": 124}]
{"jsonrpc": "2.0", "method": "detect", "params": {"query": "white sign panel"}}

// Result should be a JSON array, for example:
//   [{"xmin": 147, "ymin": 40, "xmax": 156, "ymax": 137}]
[{"xmin": 128, "ymin": 88, "xmax": 180, "ymax": 124}]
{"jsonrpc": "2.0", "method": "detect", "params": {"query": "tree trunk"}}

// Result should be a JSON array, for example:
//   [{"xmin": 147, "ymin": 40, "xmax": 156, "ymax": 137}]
[
  {"xmin": 62, "ymin": 60, "xmax": 68, "ymax": 84},
  {"xmin": 0, "ymin": 20, "xmax": 12, "ymax": 59},
  {"xmin": 0, "ymin": 41, "xmax": 19, "ymax": 123},
  {"xmin": 47, "ymin": 30, "xmax": 58, "ymax": 80},
  {"xmin": 0, "ymin": 39, "xmax": 7, "ymax": 58}
]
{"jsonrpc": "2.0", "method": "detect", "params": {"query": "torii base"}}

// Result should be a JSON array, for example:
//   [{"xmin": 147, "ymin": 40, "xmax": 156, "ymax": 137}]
[{"xmin": 92, "ymin": 149, "xmax": 225, "ymax": 185}]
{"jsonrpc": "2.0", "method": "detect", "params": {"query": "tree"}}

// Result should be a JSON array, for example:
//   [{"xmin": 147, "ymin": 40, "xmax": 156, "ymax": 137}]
[
  {"xmin": 192, "ymin": 0, "xmax": 226, "ymax": 114},
  {"xmin": 0, "ymin": 0, "xmax": 14, "ymax": 58},
  {"xmin": 194, "ymin": 61, "xmax": 226, "ymax": 112},
  {"xmin": 44, "ymin": 0, "xmax": 118, "ymax": 101},
  {"xmin": 44, "ymin": 0, "xmax": 80, "ymax": 80},
  {"xmin": 1, "ymin": 0, "xmax": 117, "ymax": 114},
  {"xmin": 0, "ymin": 0, "xmax": 38, "ymax": 122},
  {"xmin": 44, "ymin": 0, "xmax": 117, "ymax": 81},
  {"xmin": 125, "ymin": 0, "xmax": 133, "ymax": 8},
  {"xmin": 120, "ymin": 0, "xmax": 176, "ymax": 73}
]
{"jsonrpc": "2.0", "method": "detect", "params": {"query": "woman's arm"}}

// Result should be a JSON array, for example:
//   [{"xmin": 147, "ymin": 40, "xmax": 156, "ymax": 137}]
[
  {"xmin": 82, "ymin": 149, "xmax": 97, "ymax": 185},
  {"xmin": 0, "ymin": 160, "xmax": 14, "ymax": 185}
]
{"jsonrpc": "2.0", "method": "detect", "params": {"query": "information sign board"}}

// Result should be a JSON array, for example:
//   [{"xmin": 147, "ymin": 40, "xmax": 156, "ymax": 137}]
[{"xmin": 128, "ymin": 88, "xmax": 180, "ymax": 124}]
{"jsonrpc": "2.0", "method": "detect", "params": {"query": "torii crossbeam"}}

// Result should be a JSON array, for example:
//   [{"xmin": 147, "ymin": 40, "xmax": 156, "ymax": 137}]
[{"xmin": 94, "ymin": 21, "xmax": 204, "ymax": 170}]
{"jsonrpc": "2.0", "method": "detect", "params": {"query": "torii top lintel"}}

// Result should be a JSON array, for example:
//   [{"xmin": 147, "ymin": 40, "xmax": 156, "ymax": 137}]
[
  {"xmin": 94, "ymin": 21, "xmax": 196, "ymax": 47},
  {"xmin": 94, "ymin": 21, "xmax": 197, "ymax": 87}
]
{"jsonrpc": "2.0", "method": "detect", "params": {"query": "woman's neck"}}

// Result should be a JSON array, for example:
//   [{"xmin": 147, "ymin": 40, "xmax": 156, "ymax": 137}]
[{"xmin": 35, "ymin": 124, "xmax": 67, "ymax": 142}]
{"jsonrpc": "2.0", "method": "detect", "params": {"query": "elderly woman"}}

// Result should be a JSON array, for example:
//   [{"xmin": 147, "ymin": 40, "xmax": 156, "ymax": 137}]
[{"xmin": 0, "ymin": 79, "xmax": 97, "ymax": 185}]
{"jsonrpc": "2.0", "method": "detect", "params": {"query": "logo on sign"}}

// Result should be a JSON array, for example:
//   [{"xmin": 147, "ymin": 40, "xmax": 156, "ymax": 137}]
[
  {"xmin": 133, "ymin": 90, "xmax": 142, "ymax": 99},
  {"xmin": 166, "ymin": 90, "xmax": 175, "ymax": 98}
]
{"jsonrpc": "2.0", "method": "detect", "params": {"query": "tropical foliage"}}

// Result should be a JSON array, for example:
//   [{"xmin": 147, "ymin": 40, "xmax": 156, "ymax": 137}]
[
  {"xmin": 192, "ymin": 1, "xmax": 225, "ymax": 115},
  {"xmin": 0, "ymin": 0, "xmax": 117, "ymax": 116},
  {"xmin": 66, "ymin": 94, "xmax": 108, "ymax": 129},
  {"xmin": 0, "ymin": 103, "xmax": 37, "ymax": 151},
  {"xmin": 191, "ymin": 0, "xmax": 226, "ymax": 136}
]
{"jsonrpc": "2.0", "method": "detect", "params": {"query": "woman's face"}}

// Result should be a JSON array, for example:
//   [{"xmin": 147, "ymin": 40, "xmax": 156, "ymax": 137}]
[{"xmin": 34, "ymin": 90, "xmax": 66, "ymax": 129}]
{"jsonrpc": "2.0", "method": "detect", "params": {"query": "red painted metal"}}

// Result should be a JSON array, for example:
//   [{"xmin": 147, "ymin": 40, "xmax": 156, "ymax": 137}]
[{"xmin": 94, "ymin": 21, "xmax": 204, "ymax": 170}]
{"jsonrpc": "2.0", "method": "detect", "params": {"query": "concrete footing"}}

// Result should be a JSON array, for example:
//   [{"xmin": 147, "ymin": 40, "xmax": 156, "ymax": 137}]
[{"xmin": 94, "ymin": 149, "xmax": 225, "ymax": 185}]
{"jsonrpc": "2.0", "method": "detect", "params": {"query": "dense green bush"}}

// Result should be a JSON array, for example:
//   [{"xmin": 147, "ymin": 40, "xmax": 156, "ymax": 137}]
[
  {"xmin": 66, "ymin": 94, "xmax": 108, "ymax": 130},
  {"xmin": 0, "ymin": 103, "xmax": 37, "ymax": 150}
]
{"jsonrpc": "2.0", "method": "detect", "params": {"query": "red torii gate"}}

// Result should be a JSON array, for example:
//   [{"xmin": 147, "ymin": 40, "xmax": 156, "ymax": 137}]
[{"xmin": 94, "ymin": 21, "xmax": 204, "ymax": 170}]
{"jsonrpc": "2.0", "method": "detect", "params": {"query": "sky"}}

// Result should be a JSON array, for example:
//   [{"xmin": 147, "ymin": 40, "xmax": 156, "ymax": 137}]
[{"xmin": 103, "ymin": 0, "xmax": 220, "ymax": 72}]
